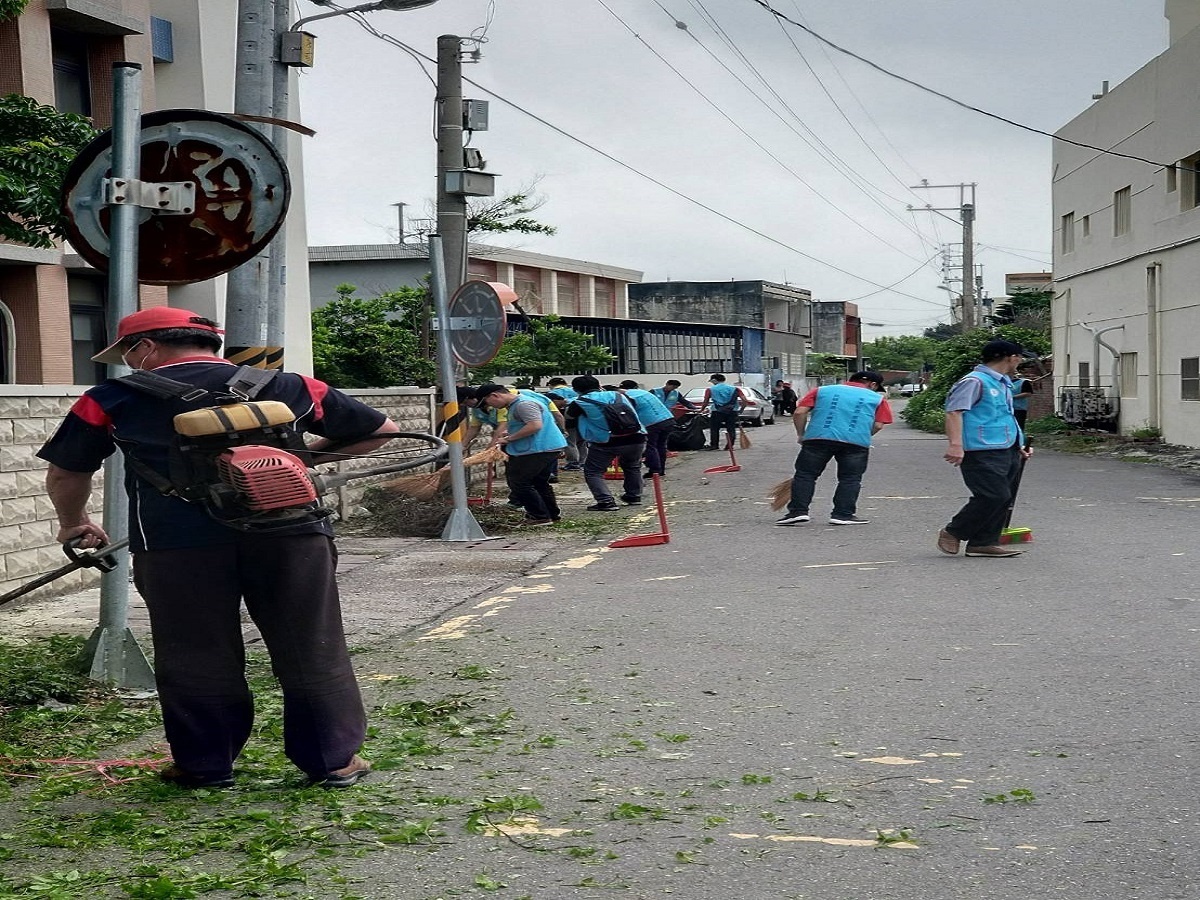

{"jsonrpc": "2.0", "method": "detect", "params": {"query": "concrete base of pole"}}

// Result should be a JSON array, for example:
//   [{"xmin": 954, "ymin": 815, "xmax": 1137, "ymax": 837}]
[
  {"xmin": 83, "ymin": 626, "xmax": 156, "ymax": 691},
  {"xmin": 441, "ymin": 507, "xmax": 491, "ymax": 542}
]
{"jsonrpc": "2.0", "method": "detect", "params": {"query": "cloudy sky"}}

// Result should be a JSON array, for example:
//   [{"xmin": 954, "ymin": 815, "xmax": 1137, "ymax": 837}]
[{"xmin": 297, "ymin": 0, "xmax": 1169, "ymax": 337}]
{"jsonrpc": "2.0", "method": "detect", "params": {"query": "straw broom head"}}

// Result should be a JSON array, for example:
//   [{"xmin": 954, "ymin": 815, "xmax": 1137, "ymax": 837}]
[
  {"xmin": 769, "ymin": 478, "xmax": 791, "ymax": 510},
  {"xmin": 379, "ymin": 469, "xmax": 448, "ymax": 501},
  {"xmin": 739, "ymin": 428, "xmax": 752, "ymax": 449},
  {"xmin": 462, "ymin": 445, "xmax": 506, "ymax": 467}
]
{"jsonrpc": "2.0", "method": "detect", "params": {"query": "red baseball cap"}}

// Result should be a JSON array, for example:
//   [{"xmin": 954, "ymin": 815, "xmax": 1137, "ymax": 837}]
[{"xmin": 92, "ymin": 307, "xmax": 224, "ymax": 365}]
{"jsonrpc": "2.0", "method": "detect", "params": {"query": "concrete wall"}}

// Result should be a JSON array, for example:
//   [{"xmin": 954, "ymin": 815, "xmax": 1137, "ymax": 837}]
[{"xmin": 0, "ymin": 387, "xmax": 440, "ymax": 603}]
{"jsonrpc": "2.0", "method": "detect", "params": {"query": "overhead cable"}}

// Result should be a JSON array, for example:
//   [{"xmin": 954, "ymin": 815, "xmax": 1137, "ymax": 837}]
[{"xmin": 749, "ymin": 0, "xmax": 1188, "ymax": 173}]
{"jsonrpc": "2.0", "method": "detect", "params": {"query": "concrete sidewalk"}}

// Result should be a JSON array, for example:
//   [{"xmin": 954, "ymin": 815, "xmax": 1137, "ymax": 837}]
[{"xmin": 0, "ymin": 534, "xmax": 552, "ymax": 648}]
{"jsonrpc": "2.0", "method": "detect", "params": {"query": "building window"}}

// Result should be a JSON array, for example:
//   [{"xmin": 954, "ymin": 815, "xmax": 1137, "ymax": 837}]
[
  {"xmin": 68, "ymin": 275, "xmax": 107, "ymax": 384},
  {"xmin": 1078, "ymin": 361, "xmax": 1090, "ymax": 388},
  {"xmin": 512, "ymin": 266, "xmax": 541, "ymax": 314},
  {"xmin": 1167, "ymin": 164, "xmax": 1178, "ymax": 193},
  {"xmin": 1113, "ymin": 186, "xmax": 1131, "ymax": 236},
  {"xmin": 1119, "ymin": 352, "xmax": 1138, "ymax": 398},
  {"xmin": 595, "ymin": 279, "xmax": 616, "ymax": 317},
  {"xmin": 1082, "ymin": 215, "xmax": 1090, "ymax": 237},
  {"xmin": 1061, "ymin": 212, "xmax": 1075, "ymax": 253},
  {"xmin": 1183, "ymin": 357, "xmax": 1200, "ymax": 401},
  {"xmin": 556, "ymin": 273, "xmax": 578, "ymax": 316},
  {"xmin": 1181, "ymin": 152, "xmax": 1200, "ymax": 211},
  {"xmin": 52, "ymin": 29, "xmax": 92, "ymax": 116}
]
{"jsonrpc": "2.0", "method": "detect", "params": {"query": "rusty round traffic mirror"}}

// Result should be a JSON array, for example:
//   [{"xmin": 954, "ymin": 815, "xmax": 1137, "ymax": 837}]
[{"xmin": 61, "ymin": 109, "xmax": 290, "ymax": 285}]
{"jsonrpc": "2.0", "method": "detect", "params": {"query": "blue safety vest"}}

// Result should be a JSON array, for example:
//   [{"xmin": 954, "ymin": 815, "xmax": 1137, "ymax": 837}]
[
  {"xmin": 959, "ymin": 368, "xmax": 1021, "ymax": 450},
  {"xmin": 574, "ymin": 390, "xmax": 644, "ymax": 443},
  {"xmin": 623, "ymin": 389, "xmax": 674, "ymax": 427},
  {"xmin": 505, "ymin": 391, "xmax": 566, "ymax": 456},
  {"xmin": 802, "ymin": 384, "xmax": 883, "ymax": 447},
  {"xmin": 651, "ymin": 387, "xmax": 682, "ymax": 407},
  {"xmin": 708, "ymin": 383, "xmax": 739, "ymax": 411}
]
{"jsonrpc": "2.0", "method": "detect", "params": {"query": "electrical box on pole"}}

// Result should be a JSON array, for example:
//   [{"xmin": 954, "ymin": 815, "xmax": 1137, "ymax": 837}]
[
  {"xmin": 445, "ymin": 169, "xmax": 496, "ymax": 196},
  {"xmin": 463, "ymin": 99, "xmax": 489, "ymax": 131}
]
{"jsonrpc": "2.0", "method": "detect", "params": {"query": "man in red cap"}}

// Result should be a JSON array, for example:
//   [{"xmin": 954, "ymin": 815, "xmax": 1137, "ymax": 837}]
[{"xmin": 38, "ymin": 307, "xmax": 400, "ymax": 789}]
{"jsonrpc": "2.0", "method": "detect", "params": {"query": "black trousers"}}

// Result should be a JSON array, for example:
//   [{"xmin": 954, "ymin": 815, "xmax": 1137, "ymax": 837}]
[
  {"xmin": 946, "ymin": 446, "xmax": 1023, "ymax": 547},
  {"xmin": 644, "ymin": 420, "xmax": 674, "ymax": 476},
  {"xmin": 709, "ymin": 411, "xmax": 738, "ymax": 449},
  {"xmin": 133, "ymin": 533, "xmax": 366, "ymax": 779},
  {"xmin": 504, "ymin": 450, "xmax": 560, "ymax": 519}
]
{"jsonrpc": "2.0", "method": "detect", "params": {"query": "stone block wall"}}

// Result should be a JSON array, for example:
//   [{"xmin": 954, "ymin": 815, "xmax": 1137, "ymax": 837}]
[{"xmin": 0, "ymin": 386, "xmax": 443, "ymax": 604}]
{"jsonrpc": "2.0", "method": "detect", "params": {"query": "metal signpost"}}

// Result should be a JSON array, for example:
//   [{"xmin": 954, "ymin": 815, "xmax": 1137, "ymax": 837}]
[{"xmin": 430, "ymin": 253, "xmax": 514, "ymax": 541}]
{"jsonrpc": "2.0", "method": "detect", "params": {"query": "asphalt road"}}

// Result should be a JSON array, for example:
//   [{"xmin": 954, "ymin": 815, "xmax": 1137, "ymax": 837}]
[{"xmin": 353, "ymin": 411, "xmax": 1200, "ymax": 899}]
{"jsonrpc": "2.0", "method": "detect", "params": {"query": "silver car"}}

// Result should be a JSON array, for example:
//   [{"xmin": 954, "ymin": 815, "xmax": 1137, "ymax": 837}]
[{"xmin": 683, "ymin": 386, "xmax": 776, "ymax": 426}]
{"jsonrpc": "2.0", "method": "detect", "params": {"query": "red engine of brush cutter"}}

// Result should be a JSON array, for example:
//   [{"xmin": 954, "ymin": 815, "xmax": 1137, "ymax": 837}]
[{"xmin": 215, "ymin": 446, "xmax": 318, "ymax": 512}]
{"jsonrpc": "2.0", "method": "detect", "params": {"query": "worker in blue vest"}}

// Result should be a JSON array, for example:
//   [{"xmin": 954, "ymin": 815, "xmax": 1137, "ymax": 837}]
[
  {"xmin": 546, "ymin": 377, "xmax": 585, "ymax": 471},
  {"xmin": 475, "ymin": 383, "xmax": 567, "ymax": 526},
  {"xmin": 618, "ymin": 380, "xmax": 675, "ymax": 477},
  {"xmin": 566, "ymin": 375, "xmax": 646, "ymax": 511},
  {"xmin": 699, "ymin": 373, "xmax": 744, "ymax": 450},
  {"xmin": 650, "ymin": 379, "xmax": 694, "ymax": 413},
  {"xmin": 775, "ymin": 370, "xmax": 892, "ymax": 527},
  {"xmin": 938, "ymin": 340, "xmax": 1032, "ymax": 558}
]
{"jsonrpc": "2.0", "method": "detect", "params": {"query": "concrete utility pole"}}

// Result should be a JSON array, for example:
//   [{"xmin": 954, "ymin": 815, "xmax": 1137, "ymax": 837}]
[
  {"xmin": 225, "ymin": 0, "xmax": 276, "ymax": 369},
  {"xmin": 908, "ymin": 181, "xmax": 978, "ymax": 331},
  {"xmin": 436, "ymin": 34, "xmax": 467, "ymax": 295},
  {"xmin": 961, "ymin": 202, "xmax": 976, "ymax": 330}
]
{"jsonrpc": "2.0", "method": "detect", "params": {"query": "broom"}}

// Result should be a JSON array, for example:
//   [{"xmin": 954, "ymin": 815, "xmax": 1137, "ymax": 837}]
[
  {"xmin": 768, "ymin": 478, "xmax": 791, "ymax": 511},
  {"xmin": 381, "ymin": 445, "xmax": 507, "ymax": 500},
  {"xmin": 739, "ymin": 427, "xmax": 752, "ymax": 450}
]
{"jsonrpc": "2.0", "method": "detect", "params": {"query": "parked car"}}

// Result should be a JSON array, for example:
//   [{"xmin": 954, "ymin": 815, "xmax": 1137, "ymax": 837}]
[
  {"xmin": 896, "ymin": 383, "xmax": 924, "ymax": 397},
  {"xmin": 683, "ymin": 386, "xmax": 776, "ymax": 426}
]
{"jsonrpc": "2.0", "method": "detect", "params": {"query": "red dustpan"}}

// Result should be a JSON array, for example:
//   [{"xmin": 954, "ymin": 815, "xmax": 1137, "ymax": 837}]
[
  {"xmin": 704, "ymin": 447, "xmax": 741, "ymax": 474},
  {"xmin": 609, "ymin": 474, "xmax": 670, "ymax": 548}
]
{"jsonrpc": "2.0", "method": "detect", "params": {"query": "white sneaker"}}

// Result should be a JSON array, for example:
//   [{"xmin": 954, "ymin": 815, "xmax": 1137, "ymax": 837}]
[{"xmin": 775, "ymin": 513, "xmax": 810, "ymax": 525}]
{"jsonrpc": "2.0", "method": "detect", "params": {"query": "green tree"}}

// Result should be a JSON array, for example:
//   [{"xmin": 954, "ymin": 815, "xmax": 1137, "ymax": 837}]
[
  {"xmin": 470, "ymin": 316, "xmax": 614, "ymax": 385},
  {"xmin": 991, "ymin": 289, "xmax": 1052, "ymax": 331},
  {"xmin": 861, "ymin": 335, "xmax": 940, "ymax": 373},
  {"xmin": 0, "ymin": 94, "xmax": 97, "ymax": 248},
  {"xmin": 311, "ymin": 284, "xmax": 436, "ymax": 388},
  {"xmin": 467, "ymin": 190, "xmax": 556, "ymax": 237},
  {"xmin": 900, "ymin": 326, "xmax": 1051, "ymax": 433},
  {"xmin": 0, "ymin": 1, "xmax": 30, "ymax": 19}
]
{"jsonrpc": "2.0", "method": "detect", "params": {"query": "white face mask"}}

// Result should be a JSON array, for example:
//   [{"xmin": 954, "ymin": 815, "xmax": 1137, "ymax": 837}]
[{"xmin": 121, "ymin": 340, "xmax": 151, "ymax": 371}]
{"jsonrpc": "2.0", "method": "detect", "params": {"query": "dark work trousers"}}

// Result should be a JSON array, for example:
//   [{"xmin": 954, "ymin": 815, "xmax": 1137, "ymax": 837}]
[
  {"xmin": 565, "ymin": 425, "xmax": 588, "ymax": 468},
  {"xmin": 584, "ymin": 439, "xmax": 646, "ymax": 502},
  {"xmin": 709, "ymin": 410, "xmax": 739, "ymax": 449},
  {"xmin": 504, "ymin": 450, "xmax": 561, "ymax": 519},
  {"xmin": 945, "ymin": 445, "xmax": 1023, "ymax": 547},
  {"xmin": 786, "ymin": 439, "xmax": 870, "ymax": 519},
  {"xmin": 643, "ymin": 420, "xmax": 674, "ymax": 476},
  {"xmin": 133, "ymin": 533, "xmax": 366, "ymax": 780}
]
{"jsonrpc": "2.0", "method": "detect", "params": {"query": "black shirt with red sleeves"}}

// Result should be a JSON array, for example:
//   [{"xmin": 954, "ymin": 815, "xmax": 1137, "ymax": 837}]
[{"xmin": 37, "ymin": 359, "xmax": 387, "ymax": 552}]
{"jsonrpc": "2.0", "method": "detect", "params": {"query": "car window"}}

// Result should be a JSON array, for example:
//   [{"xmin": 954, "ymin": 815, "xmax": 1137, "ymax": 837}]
[{"xmin": 683, "ymin": 389, "xmax": 707, "ymax": 402}]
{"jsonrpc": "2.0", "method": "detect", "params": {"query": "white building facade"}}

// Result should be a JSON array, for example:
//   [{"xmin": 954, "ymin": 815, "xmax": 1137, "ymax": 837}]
[{"xmin": 1052, "ymin": 2, "xmax": 1200, "ymax": 445}]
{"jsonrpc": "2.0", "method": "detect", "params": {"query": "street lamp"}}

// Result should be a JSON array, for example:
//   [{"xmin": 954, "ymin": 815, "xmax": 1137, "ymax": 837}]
[{"xmin": 296, "ymin": 0, "xmax": 438, "ymax": 30}]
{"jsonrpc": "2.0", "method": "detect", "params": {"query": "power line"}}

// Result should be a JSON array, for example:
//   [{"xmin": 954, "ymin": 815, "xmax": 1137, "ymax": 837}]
[
  {"xmin": 748, "ymin": 0, "xmax": 1191, "ymax": 174},
  {"xmin": 343, "ymin": 22, "xmax": 945, "ymax": 306},
  {"xmin": 598, "ymin": 0, "xmax": 927, "ymax": 263},
  {"xmin": 658, "ymin": 0, "xmax": 940, "ymax": 257}
]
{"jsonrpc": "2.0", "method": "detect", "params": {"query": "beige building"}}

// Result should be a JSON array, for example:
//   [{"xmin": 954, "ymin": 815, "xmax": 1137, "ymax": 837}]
[{"xmin": 1052, "ymin": 2, "xmax": 1200, "ymax": 443}]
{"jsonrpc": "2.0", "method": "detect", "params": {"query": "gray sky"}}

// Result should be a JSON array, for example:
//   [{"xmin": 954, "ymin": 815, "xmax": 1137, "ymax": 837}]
[{"xmin": 298, "ymin": 0, "xmax": 1169, "ymax": 337}]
